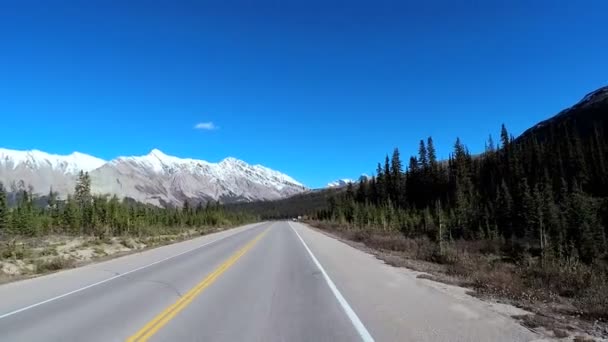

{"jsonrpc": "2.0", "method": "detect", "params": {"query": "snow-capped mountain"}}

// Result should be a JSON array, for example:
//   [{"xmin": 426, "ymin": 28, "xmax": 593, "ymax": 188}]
[
  {"xmin": 326, "ymin": 174, "xmax": 370, "ymax": 188},
  {"xmin": 0, "ymin": 148, "xmax": 306, "ymax": 206},
  {"xmin": 327, "ymin": 179, "xmax": 355, "ymax": 188},
  {"xmin": 0, "ymin": 148, "xmax": 106, "ymax": 174}
]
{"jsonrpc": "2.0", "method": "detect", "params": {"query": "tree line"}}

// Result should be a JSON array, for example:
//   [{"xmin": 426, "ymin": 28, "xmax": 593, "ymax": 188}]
[
  {"xmin": 0, "ymin": 171, "xmax": 256, "ymax": 239},
  {"xmin": 316, "ymin": 120, "xmax": 608, "ymax": 265}
]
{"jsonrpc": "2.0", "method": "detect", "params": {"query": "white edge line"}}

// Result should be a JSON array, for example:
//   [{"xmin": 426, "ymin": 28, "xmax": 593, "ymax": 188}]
[
  {"xmin": 289, "ymin": 222, "xmax": 375, "ymax": 342},
  {"xmin": 0, "ymin": 222, "xmax": 265, "ymax": 320}
]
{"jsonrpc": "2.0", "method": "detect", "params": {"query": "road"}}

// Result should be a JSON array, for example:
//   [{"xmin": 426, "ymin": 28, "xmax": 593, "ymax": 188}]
[{"xmin": 0, "ymin": 221, "xmax": 539, "ymax": 341}]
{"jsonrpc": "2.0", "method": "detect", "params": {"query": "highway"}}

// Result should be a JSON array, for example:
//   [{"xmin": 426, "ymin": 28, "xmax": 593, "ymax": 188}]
[{"xmin": 0, "ymin": 221, "xmax": 539, "ymax": 341}]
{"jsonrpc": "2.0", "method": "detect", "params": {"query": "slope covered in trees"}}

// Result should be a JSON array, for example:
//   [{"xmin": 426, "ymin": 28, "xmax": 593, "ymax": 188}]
[
  {"xmin": 315, "ymin": 88, "xmax": 608, "ymax": 265},
  {"xmin": 225, "ymin": 188, "xmax": 340, "ymax": 219}
]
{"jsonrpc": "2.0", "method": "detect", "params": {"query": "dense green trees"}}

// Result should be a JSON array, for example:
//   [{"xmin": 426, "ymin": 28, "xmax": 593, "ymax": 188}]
[
  {"xmin": 0, "ymin": 172, "xmax": 255, "ymax": 239},
  {"xmin": 317, "ymin": 119, "xmax": 608, "ymax": 265}
]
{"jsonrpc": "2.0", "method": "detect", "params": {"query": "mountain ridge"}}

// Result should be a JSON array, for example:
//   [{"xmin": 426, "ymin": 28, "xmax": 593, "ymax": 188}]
[
  {"xmin": 0, "ymin": 148, "xmax": 306, "ymax": 206},
  {"xmin": 519, "ymin": 85, "xmax": 608, "ymax": 141}
]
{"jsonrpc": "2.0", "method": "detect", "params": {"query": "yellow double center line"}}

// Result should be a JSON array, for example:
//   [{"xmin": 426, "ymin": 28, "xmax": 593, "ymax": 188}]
[{"xmin": 127, "ymin": 229, "xmax": 268, "ymax": 342}]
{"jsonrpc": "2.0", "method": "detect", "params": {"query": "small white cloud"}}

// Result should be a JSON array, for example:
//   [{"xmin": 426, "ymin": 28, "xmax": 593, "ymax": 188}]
[{"xmin": 194, "ymin": 122, "xmax": 218, "ymax": 130}]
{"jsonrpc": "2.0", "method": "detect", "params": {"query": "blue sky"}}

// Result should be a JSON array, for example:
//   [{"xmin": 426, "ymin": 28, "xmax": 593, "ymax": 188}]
[{"xmin": 1, "ymin": 1, "xmax": 607, "ymax": 188}]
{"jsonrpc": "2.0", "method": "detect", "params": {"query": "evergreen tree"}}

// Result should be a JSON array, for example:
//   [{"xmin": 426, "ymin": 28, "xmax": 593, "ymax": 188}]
[
  {"xmin": 0, "ymin": 182, "xmax": 8, "ymax": 235},
  {"xmin": 418, "ymin": 140, "xmax": 428, "ymax": 169},
  {"xmin": 74, "ymin": 171, "xmax": 93, "ymax": 233},
  {"xmin": 63, "ymin": 195, "xmax": 79, "ymax": 234},
  {"xmin": 496, "ymin": 180, "xmax": 513, "ymax": 239},
  {"xmin": 375, "ymin": 163, "xmax": 385, "ymax": 204},
  {"xmin": 47, "ymin": 187, "xmax": 59, "ymax": 233},
  {"xmin": 383, "ymin": 155, "xmax": 391, "ymax": 202},
  {"xmin": 427, "ymin": 137, "xmax": 437, "ymax": 171},
  {"xmin": 485, "ymin": 134, "xmax": 495, "ymax": 153},
  {"xmin": 390, "ymin": 148, "xmax": 403, "ymax": 204},
  {"xmin": 74, "ymin": 171, "xmax": 92, "ymax": 206},
  {"xmin": 517, "ymin": 178, "xmax": 536, "ymax": 239},
  {"xmin": 500, "ymin": 124, "xmax": 510, "ymax": 150}
]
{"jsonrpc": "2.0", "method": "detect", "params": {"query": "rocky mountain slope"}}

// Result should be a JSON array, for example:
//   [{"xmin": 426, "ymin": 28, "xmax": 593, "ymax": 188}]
[
  {"xmin": 518, "ymin": 85, "xmax": 608, "ymax": 141},
  {"xmin": 0, "ymin": 148, "xmax": 306, "ymax": 206}
]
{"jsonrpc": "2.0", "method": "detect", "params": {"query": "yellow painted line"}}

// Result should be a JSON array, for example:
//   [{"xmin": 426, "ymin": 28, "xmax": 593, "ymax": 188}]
[{"xmin": 126, "ymin": 229, "xmax": 268, "ymax": 342}]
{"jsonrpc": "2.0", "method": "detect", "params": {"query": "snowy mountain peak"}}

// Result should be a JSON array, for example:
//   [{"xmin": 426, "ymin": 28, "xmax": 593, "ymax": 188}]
[
  {"xmin": 0, "ymin": 148, "xmax": 106, "ymax": 173},
  {"xmin": 220, "ymin": 157, "xmax": 246, "ymax": 166},
  {"xmin": 327, "ymin": 179, "xmax": 355, "ymax": 188},
  {"xmin": 327, "ymin": 174, "xmax": 370, "ymax": 188},
  {"xmin": 148, "ymin": 148, "xmax": 168, "ymax": 158}
]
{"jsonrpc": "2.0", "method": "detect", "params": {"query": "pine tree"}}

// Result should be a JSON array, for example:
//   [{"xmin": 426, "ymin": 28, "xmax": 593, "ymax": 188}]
[
  {"xmin": 63, "ymin": 195, "xmax": 79, "ymax": 234},
  {"xmin": 496, "ymin": 180, "xmax": 513, "ymax": 239},
  {"xmin": 418, "ymin": 140, "xmax": 428, "ymax": 169},
  {"xmin": 382, "ymin": 155, "xmax": 391, "ymax": 203},
  {"xmin": 390, "ymin": 148, "xmax": 403, "ymax": 204},
  {"xmin": 47, "ymin": 187, "xmax": 59, "ymax": 233},
  {"xmin": 0, "ymin": 182, "xmax": 8, "ymax": 235},
  {"xmin": 182, "ymin": 200, "xmax": 191, "ymax": 226},
  {"xmin": 375, "ymin": 163, "xmax": 385, "ymax": 204},
  {"xmin": 500, "ymin": 124, "xmax": 510, "ymax": 150},
  {"xmin": 74, "ymin": 171, "xmax": 93, "ymax": 233},
  {"xmin": 74, "ymin": 171, "xmax": 92, "ymax": 207},
  {"xmin": 435, "ymin": 200, "xmax": 445, "ymax": 255},
  {"xmin": 518, "ymin": 178, "xmax": 536, "ymax": 239},
  {"xmin": 427, "ymin": 137, "xmax": 437, "ymax": 171},
  {"xmin": 15, "ymin": 188, "xmax": 35, "ymax": 236},
  {"xmin": 532, "ymin": 184, "xmax": 546, "ymax": 256},
  {"xmin": 485, "ymin": 134, "xmax": 495, "ymax": 153}
]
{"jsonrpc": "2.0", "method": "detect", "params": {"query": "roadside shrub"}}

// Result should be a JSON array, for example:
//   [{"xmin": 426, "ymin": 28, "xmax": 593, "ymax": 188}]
[
  {"xmin": 119, "ymin": 238, "xmax": 136, "ymax": 249},
  {"xmin": 578, "ymin": 278, "xmax": 608, "ymax": 320},
  {"xmin": 38, "ymin": 246, "xmax": 58, "ymax": 257},
  {"xmin": 0, "ymin": 242, "xmax": 33, "ymax": 260},
  {"xmin": 34, "ymin": 257, "xmax": 75, "ymax": 273},
  {"xmin": 93, "ymin": 246, "xmax": 106, "ymax": 256}
]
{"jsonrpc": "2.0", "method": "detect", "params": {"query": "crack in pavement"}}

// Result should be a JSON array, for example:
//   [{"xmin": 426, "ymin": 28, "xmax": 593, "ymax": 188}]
[
  {"xmin": 139, "ymin": 280, "xmax": 183, "ymax": 298},
  {"xmin": 90, "ymin": 267, "xmax": 121, "ymax": 277}
]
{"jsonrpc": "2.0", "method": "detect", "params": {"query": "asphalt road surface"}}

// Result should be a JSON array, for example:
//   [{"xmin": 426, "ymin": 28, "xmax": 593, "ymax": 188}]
[{"xmin": 0, "ymin": 221, "xmax": 539, "ymax": 341}]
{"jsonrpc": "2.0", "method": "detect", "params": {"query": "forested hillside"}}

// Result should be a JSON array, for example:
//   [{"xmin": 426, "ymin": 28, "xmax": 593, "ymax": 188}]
[
  {"xmin": 225, "ymin": 188, "xmax": 340, "ymax": 219},
  {"xmin": 316, "ymin": 87, "xmax": 608, "ymax": 265}
]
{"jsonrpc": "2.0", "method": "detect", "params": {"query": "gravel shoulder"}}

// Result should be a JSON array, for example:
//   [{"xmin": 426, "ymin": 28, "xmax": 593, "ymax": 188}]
[{"xmin": 291, "ymin": 221, "xmax": 544, "ymax": 342}]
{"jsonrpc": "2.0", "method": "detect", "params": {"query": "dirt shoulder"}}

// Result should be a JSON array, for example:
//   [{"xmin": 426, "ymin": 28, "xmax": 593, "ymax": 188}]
[{"xmin": 304, "ymin": 220, "xmax": 607, "ymax": 341}]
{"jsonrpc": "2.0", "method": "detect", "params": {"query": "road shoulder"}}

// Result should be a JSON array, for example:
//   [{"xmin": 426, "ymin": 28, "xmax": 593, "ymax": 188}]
[{"xmin": 291, "ymin": 221, "xmax": 540, "ymax": 342}]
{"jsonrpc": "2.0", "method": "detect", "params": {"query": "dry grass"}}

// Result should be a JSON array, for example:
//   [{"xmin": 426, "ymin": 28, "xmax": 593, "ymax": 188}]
[
  {"xmin": 33, "ymin": 257, "xmax": 75, "ymax": 273},
  {"xmin": 0, "ymin": 224, "xmax": 242, "ymax": 281}
]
